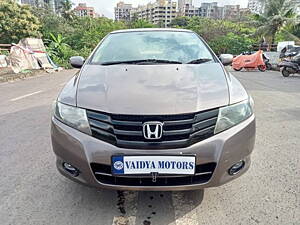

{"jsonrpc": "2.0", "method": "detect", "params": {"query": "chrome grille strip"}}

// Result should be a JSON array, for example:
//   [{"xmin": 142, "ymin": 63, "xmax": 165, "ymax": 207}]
[{"xmin": 86, "ymin": 108, "xmax": 219, "ymax": 149}]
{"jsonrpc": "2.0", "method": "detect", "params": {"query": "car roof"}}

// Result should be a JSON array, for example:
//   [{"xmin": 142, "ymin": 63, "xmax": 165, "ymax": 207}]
[{"xmin": 110, "ymin": 28, "xmax": 194, "ymax": 34}]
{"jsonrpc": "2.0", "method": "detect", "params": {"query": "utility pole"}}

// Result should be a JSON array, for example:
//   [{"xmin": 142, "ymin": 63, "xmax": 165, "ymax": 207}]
[
  {"xmin": 165, "ymin": 0, "xmax": 168, "ymax": 28},
  {"xmin": 169, "ymin": 0, "xmax": 173, "ymax": 27}
]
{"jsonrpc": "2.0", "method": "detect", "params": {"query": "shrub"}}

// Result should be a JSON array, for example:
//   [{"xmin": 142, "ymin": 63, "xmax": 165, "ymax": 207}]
[
  {"xmin": 0, "ymin": 0, "xmax": 41, "ymax": 43},
  {"xmin": 209, "ymin": 33, "xmax": 255, "ymax": 55}
]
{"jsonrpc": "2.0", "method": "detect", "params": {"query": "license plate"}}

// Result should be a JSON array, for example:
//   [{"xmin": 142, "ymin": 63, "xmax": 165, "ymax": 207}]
[{"xmin": 111, "ymin": 155, "xmax": 196, "ymax": 175}]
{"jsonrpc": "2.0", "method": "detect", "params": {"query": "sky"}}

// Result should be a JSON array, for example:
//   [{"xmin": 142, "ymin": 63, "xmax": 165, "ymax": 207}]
[{"xmin": 72, "ymin": 0, "xmax": 249, "ymax": 19}]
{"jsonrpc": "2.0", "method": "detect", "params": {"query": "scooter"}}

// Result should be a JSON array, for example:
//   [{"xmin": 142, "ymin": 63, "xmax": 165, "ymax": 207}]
[
  {"xmin": 263, "ymin": 54, "xmax": 272, "ymax": 70},
  {"xmin": 278, "ymin": 52, "xmax": 300, "ymax": 77},
  {"xmin": 279, "ymin": 46, "xmax": 300, "ymax": 60},
  {"xmin": 232, "ymin": 50, "xmax": 267, "ymax": 72},
  {"xmin": 239, "ymin": 51, "xmax": 271, "ymax": 70}
]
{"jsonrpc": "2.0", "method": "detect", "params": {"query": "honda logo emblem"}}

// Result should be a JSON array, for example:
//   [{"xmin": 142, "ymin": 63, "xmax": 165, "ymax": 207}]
[{"xmin": 143, "ymin": 122, "xmax": 163, "ymax": 140}]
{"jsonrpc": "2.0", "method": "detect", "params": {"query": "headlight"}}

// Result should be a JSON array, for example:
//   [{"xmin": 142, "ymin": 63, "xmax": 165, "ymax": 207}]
[
  {"xmin": 53, "ymin": 101, "xmax": 91, "ymax": 134},
  {"xmin": 214, "ymin": 97, "xmax": 254, "ymax": 134}
]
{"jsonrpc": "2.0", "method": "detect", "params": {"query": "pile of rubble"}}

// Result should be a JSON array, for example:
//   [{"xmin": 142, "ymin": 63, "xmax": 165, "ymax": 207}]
[{"xmin": 0, "ymin": 38, "xmax": 61, "ymax": 75}]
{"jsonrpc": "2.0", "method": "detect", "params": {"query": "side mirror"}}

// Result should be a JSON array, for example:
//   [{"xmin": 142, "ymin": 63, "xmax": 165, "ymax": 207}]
[
  {"xmin": 70, "ymin": 56, "xmax": 85, "ymax": 68},
  {"xmin": 219, "ymin": 54, "xmax": 233, "ymax": 66}
]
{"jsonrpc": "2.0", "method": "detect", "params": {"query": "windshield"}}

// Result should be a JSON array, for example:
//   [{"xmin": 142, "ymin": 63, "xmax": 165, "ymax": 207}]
[{"xmin": 90, "ymin": 31, "xmax": 215, "ymax": 65}]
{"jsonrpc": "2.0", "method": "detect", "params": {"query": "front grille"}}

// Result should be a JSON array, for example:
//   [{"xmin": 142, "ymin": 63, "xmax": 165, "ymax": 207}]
[
  {"xmin": 91, "ymin": 163, "xmax": 216, "ymax": 186},
  {"xmin": 86, "ymin": 108, "xmax": 219, "ymax": 149}
]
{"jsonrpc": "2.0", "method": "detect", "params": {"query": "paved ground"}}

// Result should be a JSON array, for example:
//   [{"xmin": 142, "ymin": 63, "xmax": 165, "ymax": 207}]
[{"xmin": 0, "ymin": 69, "xmax": 299, "ymax": 225}]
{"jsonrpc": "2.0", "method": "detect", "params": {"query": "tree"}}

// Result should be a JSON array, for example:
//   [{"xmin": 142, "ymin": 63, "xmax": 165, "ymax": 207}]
[
  {"xmin": 254, "ymin": 0, "xmax": 300, "ymax": 44},
  {"xmin": 128, "ymin": 19, "xmax": 156, "ymax": 29},
  {"xmin": 209, "ymin": 33, "xmax": 255, "ymax": 55},
  {"xmin": 0, "ymin": 0, "xmax": 41, "ymax": 43},
  {"xmin": 184, "ymin": 17, "xmax": 257, "ymax": 42},
  {"xmin": 291, "ymin": 24, "xmax": 300, "ymax": 39},
  {"xmin": 275, "ymin": 23, "xmax": 300, "ymax": 42},
  {"xmin": 130, "ymin": 12, "xmax": 138, "ymax": 22},
  {"xmin": 32, "ymin": 7, "xmax": 75, "ymax": 40},
  {"xmin": 58, "ymin": 0, "xmax": 74, "ymax": 20},
  {"xmin": 67, "ymin": 17, "xmax": 126, "ymax": 50},
  {"xmin": 170, "ymin": 17, "xmax": 190, "ymax": 27},
  {"xmin": 176, "ymin": 17, "xmax": 258, "ymax": 54}
]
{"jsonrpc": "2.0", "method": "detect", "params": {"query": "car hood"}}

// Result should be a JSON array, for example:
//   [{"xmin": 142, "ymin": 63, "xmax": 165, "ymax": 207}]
[{"xmin": 76, "ymin": 63, "xmax": 230, "ymax": 115}]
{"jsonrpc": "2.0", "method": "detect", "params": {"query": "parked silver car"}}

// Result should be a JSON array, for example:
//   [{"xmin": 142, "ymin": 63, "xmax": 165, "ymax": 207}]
[{"xmin": 51, "ymin": 28, "xmax": 255, "ymax": 191}]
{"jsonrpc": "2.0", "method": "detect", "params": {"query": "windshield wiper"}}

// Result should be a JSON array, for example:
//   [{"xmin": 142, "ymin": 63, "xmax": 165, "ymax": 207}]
[
  {"xmin": 187, "ymin": 58, "xmax": 212, "ymax": 64},
  {"xmin": 100, "ymin": 59, "xmax": 182, "ymax": 66}
]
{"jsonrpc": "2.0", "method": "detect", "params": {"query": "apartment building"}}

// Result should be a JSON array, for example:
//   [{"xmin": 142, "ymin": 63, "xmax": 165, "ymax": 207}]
[
  {"xmin": 115, "ymin": 1, "xmax": 248, "ymax": 24},
  {"xmin": 131, "ymin": 0, "xmax": 177, "ymax": 27},
  {"xmin": 199, "ymin": 2, "xmax": 224, "ymax": 19},
  {"xmin": 19, "ymin": 0, "xmax": 61, "ymax": 12},
  {"xmin": 180, "ymin": 3, "xmax": 200, "ymax": 17},
  {"xmin": 223, "ymin": 5, "xmax": 240, "ymax": 20},
  {"xmin": 248, "ymin": 0, "xmax": 264, "ymax": 14},
  {"xmin": 74, "ymin": 3, "xmax": 97, "ymax": 18},
  {"xmin": 238, "ymin": 7, "xmax": 251, "ymax": 19},
  {"xmin": 177, "ymin": 2, "xmax": 224, "ymax": 19},
  {"xmin": 20, "ymin": 0, "xmax": 50, "ymax": 8},
  {"xmin": 115, "ymin": 1, "xmax": 133, "ymax": 21},
  {"xmin": 177, "ymin": 0, "xmax": 192, "ymax": 16},
  {"xmin": 178, "ymin": 0, "xmax": 192, "ymax": 10}
]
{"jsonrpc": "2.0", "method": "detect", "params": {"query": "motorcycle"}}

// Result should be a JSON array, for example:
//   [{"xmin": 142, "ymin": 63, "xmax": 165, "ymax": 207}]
[
  {"xmin": 232, "ymin": 50, "xmax": 267, "ymax": 72},
  {"xmin": 278, "ymin": 52, "xmax": 300, "ymax": 77}
]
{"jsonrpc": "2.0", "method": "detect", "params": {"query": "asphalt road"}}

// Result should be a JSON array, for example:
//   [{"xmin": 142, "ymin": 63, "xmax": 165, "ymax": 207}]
[{"xmin": 0, "ymin": 69, "xmax": 299, "ymax": 225}]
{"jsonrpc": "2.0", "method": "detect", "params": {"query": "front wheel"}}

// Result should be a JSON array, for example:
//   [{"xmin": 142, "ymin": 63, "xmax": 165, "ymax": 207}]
[
  {"xmin": 233, "ymin": 67, "xmax": 242, "ymax": 71},
  {"xmin": 258, "ymin": 65, "xmax": 266, "ymax": 72},
  {"xmin": 282, "ymin": 67, "xmax": 291, "ymax": 77},
  {"xmin": 266, "ymin": 63, "xmax": 272, "ymax": 70}
]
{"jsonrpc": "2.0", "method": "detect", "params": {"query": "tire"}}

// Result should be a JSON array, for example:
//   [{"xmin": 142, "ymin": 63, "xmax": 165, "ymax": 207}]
[
  {"xmin": 282, "ymin": 67, "xmax": 291, "ymax": 77},
  {"xmin": 233, "ymin": 67, "xmax": 242, "ymax": 71},
  {"xmin": 266, "ymin": 63, "xmax": 272, "ymax": 70},
  {"xmin": 258, "ymin": 65, "xmax": 266, "ymax": 72}
]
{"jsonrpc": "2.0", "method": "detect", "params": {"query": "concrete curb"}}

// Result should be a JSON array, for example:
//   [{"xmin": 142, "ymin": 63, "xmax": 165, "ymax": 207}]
[{"xmin": 0, "ymin": 69, "xmax": 64, "ymax": 83}]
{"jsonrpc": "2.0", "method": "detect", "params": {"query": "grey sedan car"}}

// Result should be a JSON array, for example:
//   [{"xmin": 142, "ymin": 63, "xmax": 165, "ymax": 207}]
[{"xmin": 51, "ymin": 28, "xmax": 255, "ymax": 191}]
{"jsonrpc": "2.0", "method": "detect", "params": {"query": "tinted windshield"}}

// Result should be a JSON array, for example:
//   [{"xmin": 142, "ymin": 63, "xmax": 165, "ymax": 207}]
[{"xmin": 90, "ymin": 31, "xmax": 215, "ymax": 64}]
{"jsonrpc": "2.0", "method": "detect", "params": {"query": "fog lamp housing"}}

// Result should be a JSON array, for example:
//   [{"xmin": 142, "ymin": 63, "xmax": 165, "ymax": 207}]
[
  {"xmin": 228, "ymin": 160, "xmax": 245, "ymax": 175},
  {"xmin": 63, "ymin": 162, "xmax": 80, "ymax": 177}
]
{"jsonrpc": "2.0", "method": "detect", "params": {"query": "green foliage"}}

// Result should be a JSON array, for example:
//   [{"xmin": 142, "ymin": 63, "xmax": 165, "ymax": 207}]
[
  {"xmin": 0, "ymin": 50, "xmax": 9, "ymax": 56},
  {"xmin": 171, "ymin": 17, "xmax": 258, "ymax": 55},
  {"xmin": 209, "ymin": 33, "xmax": 255, "ymax": 55},
  {"xmin": 58, "ymin": 0, "xmax": 75, "ymax": 20},
  {"xmin": 253, "ymin": 0, "xmax": 300, "ymax": 43},
  {"xmin": 67, "ymin": 17, "xmax": 126, "ymax": 51},
  {"xmin": 33, "ymin": 10, "xmax": 127, "ymax": 67},
  {"xmin": 32, "ymin": 6, "xmax": 75, "ymax": 40},
  {"xmin": 169, "ymin": 17, "xmax": 190, "ymax": 27},
  {"xmin": 5, "ymin": 1, "xmax": 293, "ymax": 67},
  {"xmin": 128, "ymin": 19, "xmax": 156, "ymax": 29},
  {"xmin": 46, "ymin": 33, "xmax": 70, "ymax": 58},
  {"xmin": 291, "ymin": 24, "xmax": 300, "ymax": 39},
  {"xmin": 0, "ymin": 0, "xmax": 41, "ymax": 43},
  {"xmin": 275, "ymin": 24, "xmax": 300, "ymax": 42},
  {"xmin": 184, "ymin": 17, "xmax": 256, "ymax": 41},
  {"xmin": 45, "ymin": 33, "xmax": 75, "ymax": 68}
]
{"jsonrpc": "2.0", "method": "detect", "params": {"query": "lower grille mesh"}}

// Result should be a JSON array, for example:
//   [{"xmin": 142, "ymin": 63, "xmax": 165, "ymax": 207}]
[{"xmin": 91, "ymin": 163, "xmax": 216, "ymax": 186}]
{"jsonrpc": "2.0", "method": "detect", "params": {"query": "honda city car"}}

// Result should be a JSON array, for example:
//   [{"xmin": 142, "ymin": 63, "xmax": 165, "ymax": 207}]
[{"xmin": 51, "ymin": 28, "xmax": 256, "ymax": 191}]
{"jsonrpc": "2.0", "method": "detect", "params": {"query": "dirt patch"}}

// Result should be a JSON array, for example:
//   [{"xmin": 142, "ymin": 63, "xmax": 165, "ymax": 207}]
[{"xmin": 0, "ymin": 68, "xmax": 63, "ymax": 83}]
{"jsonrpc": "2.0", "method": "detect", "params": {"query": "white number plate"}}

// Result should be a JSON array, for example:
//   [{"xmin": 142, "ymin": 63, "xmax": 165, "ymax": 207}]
[{"xmin": 111, "ymin": 155, "xmax": 196, "ymax": 175}]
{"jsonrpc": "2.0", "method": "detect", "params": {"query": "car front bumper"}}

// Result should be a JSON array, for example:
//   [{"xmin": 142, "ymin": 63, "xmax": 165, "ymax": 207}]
[{"xmin": 51, "ymin": 115, "xmax": 255, "ymax": 191}]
